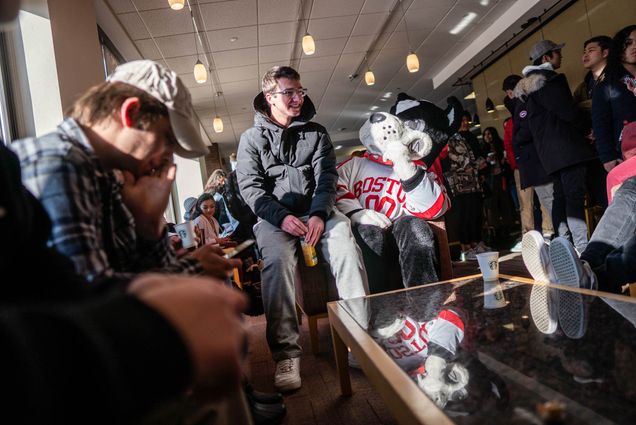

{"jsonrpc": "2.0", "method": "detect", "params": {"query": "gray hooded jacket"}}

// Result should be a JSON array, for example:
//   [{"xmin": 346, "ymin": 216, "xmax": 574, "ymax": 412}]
[{"xmin": 236, "ymin": 93, "xmax": 337, "ymax": 227}]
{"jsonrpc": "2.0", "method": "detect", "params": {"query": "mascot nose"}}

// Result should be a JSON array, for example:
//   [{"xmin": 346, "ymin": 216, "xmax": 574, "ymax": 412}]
[{"xmin": 370, "ymin": 113, "xmax": 386, "ymax": 123}]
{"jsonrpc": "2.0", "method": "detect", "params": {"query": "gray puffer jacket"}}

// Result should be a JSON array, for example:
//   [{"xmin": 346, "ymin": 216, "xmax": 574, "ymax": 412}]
[{"xmin": 236, "ymin": 93, "xmax": 337, "ymax": 227}]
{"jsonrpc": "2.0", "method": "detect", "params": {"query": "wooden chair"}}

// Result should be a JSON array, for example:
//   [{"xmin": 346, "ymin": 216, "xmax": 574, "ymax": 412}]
[{"xmin": 294, "ymin": 218, "xmax": 452, "ymax": 354}]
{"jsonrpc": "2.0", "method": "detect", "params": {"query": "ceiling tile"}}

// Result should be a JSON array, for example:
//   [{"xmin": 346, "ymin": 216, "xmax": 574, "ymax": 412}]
[
  {"xmin": 309, "ymin": 37, "xmax": 348, "ymax": 58},
  {"xmin": 308, "ymin": 15, "xmax": 357, "ymax": 39},
  {"xmin": 259, "ymin": 21, "xmax": 296, "ymax": 46},
  {"xmin": 135, "ymin": 38, "xmax": 162, "ymax": 60},
  {"xmin": 106, "ymin": 0, "xmax": 164, "ymax": 14},
  {"xmin": 259, "ymin": 43, "xmax": 294, "ymax": 63},
  {"xmin": 207, "ymin": 25, "xmax": 258, "ymax": 52},
  {"xmin": 217, "ymin": 65, "xmax": 259, "ymax": 84},
  {"xmin": 199, "ymin": 0, "xmax": 257, "ymax": 31},
  {"xmin": 360, "ymin": 0, "xmax": 394, "ymax": 14},
  {"xmin": 139, "ymin": 33, "xmax": 199, "ymax": 59},
  {"xmin": 117, "ymin": 12, "xmax": 151, "ymax": 40},
  {"xmin": 165, "ymin": 55, "xmax": 200, "ymax": 74},
  {"xmin": 135, "ymin": 8, "xmax": 193, "ymax": 39},
  {"xmin": 342, "ymin": 35, "xmax": 374, "ymax": 54},
  {"xmin": 311, "ymin": 0, "xmax": 364, "ymax": 19},
  {"xmin": 351, "ymin": 12, "xmax": 387, "ymax": 37},
  {"xmin": 258, "ymin": 0, "xmax": 300, "ymax": 24},
  {"xmin": 298, "ymin": 54, "xmax": 340, "ymax": 73},
  {"xmin": 213, "ymin": 47, "xmax": 258, "ymax": 69}
]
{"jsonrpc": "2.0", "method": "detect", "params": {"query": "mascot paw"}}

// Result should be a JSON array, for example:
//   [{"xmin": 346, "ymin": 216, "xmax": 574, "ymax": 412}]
[
  {"xmin": 350, "ymin": 209, "xmax": 392, "ymax": 228},
  {"xmin": 382, "ymin": 143, "xmax": 417, "ymax": 181}
]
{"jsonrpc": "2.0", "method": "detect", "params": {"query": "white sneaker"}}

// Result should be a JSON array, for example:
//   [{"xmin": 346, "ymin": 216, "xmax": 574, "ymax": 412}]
[
  {"xmin": 274, "ymin": 357, "xmax": 301, "ymax": 392},
  {"xmin": 522, "ymin": 231, "xmax": 553, "ymax": 283},
  {"xmin": 348, "ymin": 351, "xmax": 361, "ymax": 369},
  {"xmin": 523, "ymin": 231, "xmax": 558, "ymax": 334},
  {"xmin": 549, "ymin": 237, "xmax": 592, "ymax": 339},
  {"xmin": 510, "ymin": 240, "xmax": 523, "ymax": 253},
  {"xmin": 475, "ymin": 241, "xmax": 492, "ymax": 253}
]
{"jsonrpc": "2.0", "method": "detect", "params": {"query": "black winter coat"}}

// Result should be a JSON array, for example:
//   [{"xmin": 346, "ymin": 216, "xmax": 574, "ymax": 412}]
[
  {"xmin": 507, "ymin": 96, "xmax": 552, "ymax": 189},
  {"xmin": 237, "ymin": 94, "xmax": 337, "ymax": 227},
  {"xmin": 514, "ymin": 70, "xmax": 595, "ymax": 175}
]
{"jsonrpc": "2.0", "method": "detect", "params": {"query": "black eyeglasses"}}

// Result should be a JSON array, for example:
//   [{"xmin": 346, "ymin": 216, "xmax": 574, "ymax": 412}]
[{"xmin": 270, "ymin": 88, "xmax": 308, "ymax": 98}]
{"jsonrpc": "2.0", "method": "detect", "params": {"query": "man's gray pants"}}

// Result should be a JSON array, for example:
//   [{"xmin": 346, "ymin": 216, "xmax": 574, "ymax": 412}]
[{"xmin": 254, "ymin": 210, "xmax": 369, "ymax": 361}]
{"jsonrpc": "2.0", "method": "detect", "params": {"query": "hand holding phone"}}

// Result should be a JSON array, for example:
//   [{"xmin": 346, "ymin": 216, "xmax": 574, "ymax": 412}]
[{"xmin": 223, "ymin": 239, "xmax": 255, "ymax": 259}]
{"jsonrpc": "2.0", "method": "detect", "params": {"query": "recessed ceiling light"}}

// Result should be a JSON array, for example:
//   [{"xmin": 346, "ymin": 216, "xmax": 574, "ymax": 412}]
[
  {"xmin": 370, "ymin": 105, "xmax": 379, "ymax": 111},
  {"xmin": 379, "ymin": 98, "xmax": 387, "ymax": 102},
  {"xmin": 334, "ymin": 145, "xmax": 343, "ymax": 150},
  {"xmin": 230, "ymin": 36, "xmax": 238, "ymax": 42},
  {"xmin": 382, "ymin": 92, "xmax": 392, "ymax": 98},
  {"xmin": 449, "ymin": 12, "xmax": 478, "ymax": 35},
  {"xmin": 338, "ymin": 127, "xmax": 347, "ymax": 131}
]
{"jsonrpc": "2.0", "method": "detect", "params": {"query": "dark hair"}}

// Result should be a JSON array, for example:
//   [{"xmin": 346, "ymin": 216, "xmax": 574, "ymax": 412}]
[
  {"xmin": 502, "ymin": 74, "xmax": 522, "ymax": 91},
  {"xmin": 584, "ymin": 35, "xmax": 612, "ymax": 51},
  {"xmin": 461, "ymin": 111, "xmax": 472, "ymax": 122},
  {"xmin": 610, "ymin": 25, "xmax": 636, "ymax": 68},
  {"xmin": 192, "ymin": 193, "xmax": 215, "ymax": 219},
  {"xmin": 483, "ymin": 127, "xmax": 504, "ymax": 162}
]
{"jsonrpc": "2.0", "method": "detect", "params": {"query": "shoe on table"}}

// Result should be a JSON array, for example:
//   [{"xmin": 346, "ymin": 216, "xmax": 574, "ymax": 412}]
[
  {"xmin": 461, "ymin": 248, "xmax": 478, "ymax": 261},
  {"xmin": 348, "ymin": 350, "xmax": 361, "ymax": 369},
  {"xmin": 274, "ymin": 357, "xmax": 301, "ymax": 392},
  {"xmin": 475, "ymin": 241, "xmax": 492, "ymax": 253},
  {"xmin": 522, "ymin": 231, "xmax": 558, "ymax": 334},
  {"xmin": 510, "ymin": 240, "xmax": 523, "ymax": 253},
  {"xmin": 549, "ymin": 237, "xmax": 594, "ymax": 339}
]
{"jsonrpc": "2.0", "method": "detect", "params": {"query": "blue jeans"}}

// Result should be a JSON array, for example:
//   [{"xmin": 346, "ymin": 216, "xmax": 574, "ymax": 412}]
[{"xmin": 581, "ymin": 176, "xmax": 636, "ymax": 292}]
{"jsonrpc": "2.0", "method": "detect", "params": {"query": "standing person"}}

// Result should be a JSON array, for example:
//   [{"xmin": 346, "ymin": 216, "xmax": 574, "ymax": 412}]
[
  {"xmin": 482, "ymin": 127, "xmax": 515, "ymax": 236},
  {"xmin": 503, "ymin": 75, "xmax": 554, "ymax": 252},
  {"xmin": 446, "ymin": 127, "xmax": 483, "ymax": 261},
  {"xmin": 573, "ymin": 36, "xmax": 612, "ymax": 210},
  {"xmin": 12, "ymin": 60, "xmax": 237, "ymax": 282},
  {"xmin": 236, "ymin": 66, "xmax": 368, "ymax": 391},
  {"xmin": 515, "ymin": 40, "xmax": 596, "ymax": 252},
  {"xmin": 593, "ymin": 25, "xmax": 636, "ymax": 172}
]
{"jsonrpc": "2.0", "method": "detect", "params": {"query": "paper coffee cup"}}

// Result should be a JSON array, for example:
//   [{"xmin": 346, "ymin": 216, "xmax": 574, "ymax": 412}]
[
  {"xmin": 476, "ymin": 251, "xmax": 499, "ymax": 281},
  {"xmin": 175, "ymin": 221, "xmax": 196, "ymax": 249},
  {"xmin": 483, "ymin": 281, "xmax": 507, "ymax": 309}
]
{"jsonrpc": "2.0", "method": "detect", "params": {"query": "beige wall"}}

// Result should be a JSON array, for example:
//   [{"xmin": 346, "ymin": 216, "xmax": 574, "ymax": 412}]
[{"xmin": 472, "ymin": 0, "xmax": 636, "ymax": 135}]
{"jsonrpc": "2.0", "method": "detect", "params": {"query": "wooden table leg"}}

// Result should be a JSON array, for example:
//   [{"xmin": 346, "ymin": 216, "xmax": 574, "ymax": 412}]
[{"xmin": 330, "ymin": 323, "xmax": 352, "ymax": 396}]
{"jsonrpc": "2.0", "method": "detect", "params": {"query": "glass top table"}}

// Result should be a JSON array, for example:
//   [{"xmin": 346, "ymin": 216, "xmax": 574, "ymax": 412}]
[{"xmin": 327, "ymin": 274, "xmax": 636, "ymax": 425}]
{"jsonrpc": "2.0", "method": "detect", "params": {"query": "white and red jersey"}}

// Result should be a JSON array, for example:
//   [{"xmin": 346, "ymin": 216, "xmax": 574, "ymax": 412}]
[
  {"xmin": 336, "ymin": 153, "xmax": 449, "ymax": 221},
  {"xmin": 378, "ymin": 309, "xmax": 465, "ymax": 371}
]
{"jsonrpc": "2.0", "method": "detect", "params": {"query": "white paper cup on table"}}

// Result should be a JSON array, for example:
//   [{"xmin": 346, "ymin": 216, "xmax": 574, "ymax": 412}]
[
  {"xmin": 483, "ymin": 281, "xmax": 507, "ymax": 309},
  {"xmin": 175, "ymin": 221, "xmax": 197, "ymax": 249},
  {"xmin": 476, "ymin": 251, "xmax": 499, "ymax": 281}
]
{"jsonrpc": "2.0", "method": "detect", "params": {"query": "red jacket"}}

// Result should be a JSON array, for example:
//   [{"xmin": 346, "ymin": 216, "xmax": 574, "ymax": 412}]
[{"xmin": 503, "ymin": 117, "xmax": 517, "ymax": 170}]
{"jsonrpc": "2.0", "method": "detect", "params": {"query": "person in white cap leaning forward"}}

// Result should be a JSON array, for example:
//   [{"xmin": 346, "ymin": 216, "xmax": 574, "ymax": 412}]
[{"xmin": 12, "ymin": 60, "xmax": 238, "ymax": 283}]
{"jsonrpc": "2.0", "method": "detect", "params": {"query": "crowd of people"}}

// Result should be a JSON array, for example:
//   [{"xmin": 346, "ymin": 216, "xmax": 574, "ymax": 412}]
[{"xmin": 2, "ymin": 0, "xmax": 635, "ymax": 420}]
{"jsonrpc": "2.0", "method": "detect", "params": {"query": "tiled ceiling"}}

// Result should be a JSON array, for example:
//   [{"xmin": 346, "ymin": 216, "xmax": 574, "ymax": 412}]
[{"xmin": 101, "ymin": 0, "xmax": 558, "ymax": 157}]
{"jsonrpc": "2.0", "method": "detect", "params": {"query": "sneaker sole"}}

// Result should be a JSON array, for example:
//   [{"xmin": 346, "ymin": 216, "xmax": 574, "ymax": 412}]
[
  {"xmin": 522, "ymin": 231, "xmax": 552, "ymax": 283},
  {"xmin": 530, "ymin": 282, "xmax": 558, "ymax": 334},
  {"xmin": 550, "ymin": 238, "xmax": 588, "ymax": 339},
  {"xmin": 274, "ymin": 380, "xmax": 301, "ymax": 392}
]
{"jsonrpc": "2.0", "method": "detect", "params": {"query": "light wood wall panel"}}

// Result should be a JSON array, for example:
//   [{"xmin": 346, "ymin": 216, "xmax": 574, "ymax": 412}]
[{"xmin": 471, "ymin": 0, "xmax": 636, "ymax": 135}]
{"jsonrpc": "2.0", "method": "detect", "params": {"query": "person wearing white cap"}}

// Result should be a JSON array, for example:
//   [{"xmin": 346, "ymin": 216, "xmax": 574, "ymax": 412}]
[{"xmin": 12, "ymin": 60, "xmax": 239, "ymax": 283}]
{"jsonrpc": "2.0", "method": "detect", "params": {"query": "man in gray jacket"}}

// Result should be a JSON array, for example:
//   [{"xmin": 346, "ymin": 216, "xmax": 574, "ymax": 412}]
[{"xmin": 237, "ymin": 66, "xmax": 369, "ymax": 391}]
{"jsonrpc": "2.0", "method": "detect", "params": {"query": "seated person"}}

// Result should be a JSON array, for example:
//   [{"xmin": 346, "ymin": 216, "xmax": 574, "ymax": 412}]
[
  {"xmin": 523, "ymin": 175, "xmax": 636, "ymax": 295},
  {"xmin": 12, "ymin": 59, "xmax": 235, "ymax": 282},
  {"xmin": 336, "ymin": 95, "xmax": 461, "ymax": 292},
  {"xmin": 236, "ymin": 65, "xmax": 369, "ymax": 392},
  {"xmin": 192, "ymin": 193, "xmax": 235, "ymax": 248},
  {"xmin": 204, "ymin": 168, "xmax": 240, "ymax": 237}
]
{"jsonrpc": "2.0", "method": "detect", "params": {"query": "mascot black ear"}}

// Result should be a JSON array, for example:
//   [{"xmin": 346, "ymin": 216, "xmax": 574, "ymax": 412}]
[
  {"xmin": 390, "ymin": 92, "xmax": 417, "ymax": 115},
  {"xmin": 445, "ymin": 96, "xmax": 463, "ymax": 135}
]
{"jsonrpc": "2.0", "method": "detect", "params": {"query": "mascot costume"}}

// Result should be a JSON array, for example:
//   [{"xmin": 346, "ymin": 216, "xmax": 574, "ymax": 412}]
[{"xmin": 336, "ymin": 94, "xmax": 462, "ymax": 292}]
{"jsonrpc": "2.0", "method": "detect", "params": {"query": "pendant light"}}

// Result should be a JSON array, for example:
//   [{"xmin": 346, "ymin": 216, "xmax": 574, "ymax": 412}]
[
  {"xmin": 364, "ymin": 55, "xmax": 375, "ymax": 86},
  {"xmin": 168, "ymin": 0, "xmax": 185, "ymax": 10},
  {"xmin": 190, "ymin": 9, "xmax": 207, "ymax": 83},
  {"xmin": 301, "ymin": 0, "xmax": 315, "ymax": 55},
  {"xmin": 483, "ymin": 73, "xmax": 495, "ymax": 113},
  {"xmin": 213, "ymin": 92, "xmax": 224, "ymax": 133},
  {"xmin": 400, "ymin": 1, "xmax": 419, "ymax": 73}
]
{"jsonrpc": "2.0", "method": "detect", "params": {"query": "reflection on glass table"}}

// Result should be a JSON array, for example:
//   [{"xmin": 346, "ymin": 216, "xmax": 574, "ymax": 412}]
[{"xmin": 336, "ymin": 275, "xmax": 636, "ymax": 425}]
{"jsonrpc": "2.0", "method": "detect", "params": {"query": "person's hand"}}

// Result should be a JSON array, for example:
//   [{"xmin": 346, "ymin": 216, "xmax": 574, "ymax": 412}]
[
  {"xmin": 350, "ymin": 209, "xmax": 392, "ymax": 228},
  {"xmin": 280, "ymin": 215, "xmax": 308, "ymax": 237},
  {"xmin": 217, "ymin": 237, "xmax": 237, "ymax": 248},
  {"xmin": 305, "ymin": 216, "xmax": 325, "ymax": 246},
  {"xmin": 130, "ymin": 274, "xmax": 247, "ymax": 398},
  {"xmin": 190, "ymin": 244, "xmax": 241, "ymax": 279},
  {"xmin": 603, "ymin": 159, "xmax": 622, "ymax": 172},
  {"xmin": 120, "ymin": 163, "xmax": 177, "ymax": 241},
  {"xmin": 382, "ymin": 142, "xmax": 417, "ymax": 180}
]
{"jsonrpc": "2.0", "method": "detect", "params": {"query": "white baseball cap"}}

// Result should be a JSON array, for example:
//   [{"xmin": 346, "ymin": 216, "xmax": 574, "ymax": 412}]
[{"xmin": 107, "ymin": 60, "xmax": 208, "ymax": 158}]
